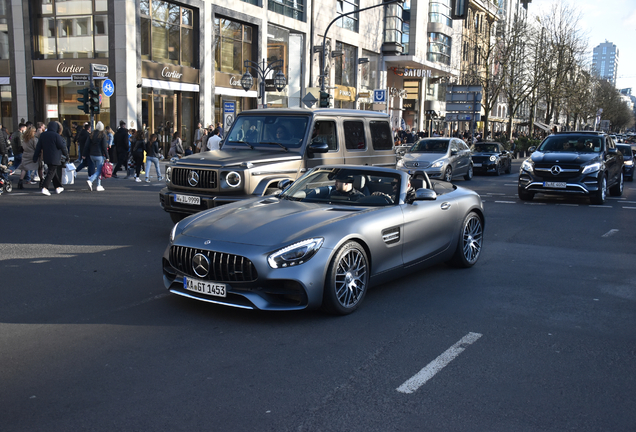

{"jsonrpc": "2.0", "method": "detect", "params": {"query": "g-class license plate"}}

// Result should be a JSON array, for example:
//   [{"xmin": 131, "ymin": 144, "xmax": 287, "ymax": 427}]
[
  {"xmin": 184, "ymin": 277, "xmax": 226, "ymax": 297},
  {"xmin": 175, "ymin": 194, "xmax": 200, "ymax": 205},
  {"xmin": 544, "ymin": 182, "xmax": 567, "ymax": 188}
]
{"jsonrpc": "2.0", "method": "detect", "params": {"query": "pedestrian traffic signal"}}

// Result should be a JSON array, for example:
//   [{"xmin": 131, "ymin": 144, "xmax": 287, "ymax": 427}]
[
  {"xmin": 88, "ymin": 87, "xmax": 100, "ymax": 115},
  {"xmin": 319, "ymin": 91, "xmax": 331, "ymax": 108},
  {"xmin": 77, "ymin": 88, "xmax": 90, "ymax": 114}
]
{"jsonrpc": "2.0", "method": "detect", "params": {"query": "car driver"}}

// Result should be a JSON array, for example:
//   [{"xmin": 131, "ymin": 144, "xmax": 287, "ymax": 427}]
[{"xmin": 330, "ymin": 175, "xmax": 364, "ymax": 201}]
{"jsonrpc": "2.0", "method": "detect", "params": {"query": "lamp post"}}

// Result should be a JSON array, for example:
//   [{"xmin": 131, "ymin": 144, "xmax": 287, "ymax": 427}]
[{"xmin": 240, "ymin": 59, "xmax": 287, "ymax": 108}]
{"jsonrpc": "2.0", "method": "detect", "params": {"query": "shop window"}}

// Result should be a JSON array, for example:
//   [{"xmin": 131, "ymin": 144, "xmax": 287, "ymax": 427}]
[
  {"xmin": 335, "ymin": 41, "xmax": 356, "ymax": 87},
  {"xmin": 140, "ymin": 0, "xmax": 196, "ymax": 67},
  {"xmin": 370, "ymin": 121, "xmax": 392, "ymax": 151},
  {"xmin": 34, "ymin": 0, "xmax": 108, "ymax": 59},
  {"xmin": 215, "ymin": 18, "xmax": 252, "ymax": 75},
  {"xmin": 343, "ymin": 121, "xmax": 366, "ymax": 150}
]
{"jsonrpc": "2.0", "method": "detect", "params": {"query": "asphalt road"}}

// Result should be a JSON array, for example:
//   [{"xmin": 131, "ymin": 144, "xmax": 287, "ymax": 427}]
[{"xmin": 1, "ymin": 161, "xmax": 635, "ymax": 432}]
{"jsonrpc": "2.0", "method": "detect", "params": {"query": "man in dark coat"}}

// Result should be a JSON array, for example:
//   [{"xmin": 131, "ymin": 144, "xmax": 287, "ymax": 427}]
[
  {"xmin": 75, "ymin": 123, "xmax": 94, "ymax": 176},
  {"xmin": 33, "ymin": 121, "xmax": 69, "ymax": 196},
  {"xmin": 112, "ymin": 120, "xmax": 129, "ymax": 177}
]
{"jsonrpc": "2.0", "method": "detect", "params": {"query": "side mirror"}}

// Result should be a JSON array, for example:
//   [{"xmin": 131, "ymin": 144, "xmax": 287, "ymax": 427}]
[
  {"xmin": 308, "ymin": 140, "xmax": 329, "ymax": 154},
  {"xmin": 278, "ymin": 179, "xmax": 293, "ymax": 190},
  {"xmin": 528, "ymin": 146, "xmax": 536, "ymax": 154},
  {"xmin": 608, "ymin": 147, "xmax": 618, "ymax": 155},
  {"xmin": 450, "ymin": 150, "xmax": 458, "ymax": 156},
  {"xmin": 413, "ymin": 188, "xmax": 437, "ymax": 201}
]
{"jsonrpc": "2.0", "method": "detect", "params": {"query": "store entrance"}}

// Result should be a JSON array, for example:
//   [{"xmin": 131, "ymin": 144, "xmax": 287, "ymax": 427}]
[{"xmin": 142, "ymin": 89, "xmax": 177, "ymax": 157}]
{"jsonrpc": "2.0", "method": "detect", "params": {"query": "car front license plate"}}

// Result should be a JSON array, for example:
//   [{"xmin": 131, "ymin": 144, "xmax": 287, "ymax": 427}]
[
  {"xmin": 473, "ymin": 163, "xmax": 482, "ymax": 167},
  {"xmin": 544, "ymin": 182, "xmax": 567, "ymax": 188},
  {"xmin": 175, "ymin": 194, "xmax": 200, "ymax": 205},
  {"xmin": 184, "ymin": 277, "xmax": 226, "ymax": 297}
]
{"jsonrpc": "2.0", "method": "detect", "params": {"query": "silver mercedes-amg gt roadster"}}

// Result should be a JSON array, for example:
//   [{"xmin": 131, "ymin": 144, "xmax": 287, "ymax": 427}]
[{"xmin": 163, "ymin": 165, "xmax": 484, "ymax": 315}]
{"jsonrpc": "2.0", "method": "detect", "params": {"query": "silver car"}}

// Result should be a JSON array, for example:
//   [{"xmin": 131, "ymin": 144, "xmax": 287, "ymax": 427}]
[
  {"xmin": 397, "ymin": 138, "xmax": 474, "ymax": 182},
  {"xmin": 163, "ymin": 165, "xmax": 484, "ymax": 315}
]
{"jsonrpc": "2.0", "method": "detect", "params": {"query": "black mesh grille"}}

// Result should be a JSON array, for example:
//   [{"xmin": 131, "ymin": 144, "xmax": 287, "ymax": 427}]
[
  {"xmin": 534, "ymin": 164, "xmax": 581, "ymax": 180},
  {"xmin": 172, "ymin": 168, "xmax": 217, "ymax": 189},
  {"xmin": 169, "ymin": 246, "xmax": 258, "ymax": 282}
]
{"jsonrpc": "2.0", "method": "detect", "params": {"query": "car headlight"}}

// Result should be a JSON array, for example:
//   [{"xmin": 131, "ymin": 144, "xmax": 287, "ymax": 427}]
[
  {"xmin": 396, "ymin": 159, "xmax": 404, "ymax": 168},
  {"xmin": 581, "ymin": 162, "xmax": 601, "ymax": 175},
  {"xmin": 625, "ymin": 159, "xmax": 633, "ymax": 166},
  {"xmin": 521, "ymin": 159, "xmax": 534, "ymax": 173},
  {"xmin": 225, "ymin": 171, "xmax": 241, "ymax": 188},
  {"xmin": 166, "ymin": 166, "xmax": 172, "ymax": 182},
  {"xmin": 489, "ymin": 155, "xmax": 497, "ymax": 162},
  {"xmin": 430, "ymin": 160, "xmax": 444, "ymax": 168},
  {"xmin": 268, "ymin": 238, "xmax": 324, "ymax": 269}
]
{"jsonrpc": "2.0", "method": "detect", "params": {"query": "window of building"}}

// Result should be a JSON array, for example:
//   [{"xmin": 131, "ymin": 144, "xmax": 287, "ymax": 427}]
[
  {"xmin": 383, "ymin": 2, "xmax": 403, "ymax": 47},
  {"xmin": 602, "ymin": 46, "xmax": 606, "ymax": 54},
  {"xmin": 429, "ymin": 0, "xmax": 452, "ymax": 27},
  {"xmin": 266, "ymin": 24, "xmax": 289, "ymax": 108},
  {"xmin": 0, "ymin": 0, "xmax": 8, "ymax": 60},
  {"xmin": 402, "ymin": 0, "xmax": 410, "ymax": 55},
  {"xmin": 336, "ymin": 0, "xmax": 359, "ymax": 32},
  {"xmin": 335, "ymin": 41, "xmax": 356, "ymax": 87},
  {"xmin": 214, "ymin": 18, "xmax": 253, "ymax": 75},
  {"xmin": 140, "ymin": 0, "xmax": 195, "ymax": 67},
  {"xmin": 268, "ymin": 0, "xmax": 305, "ymax": 22},
  {"xmin": 428, "ymin": 32, "xmax": 451, "ymax": 65},
  {"xmin": 242, "ymin": 0, "xmax": 259, "ymax": 5},
  {"xmin": 34, "ymin": 0, "xmax": 108, "ymax": 59}
]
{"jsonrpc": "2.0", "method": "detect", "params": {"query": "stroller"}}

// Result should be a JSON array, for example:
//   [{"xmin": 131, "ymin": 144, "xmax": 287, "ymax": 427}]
[{"xmin": 0, "ymin": 164, "xmax": 12, "ymax": 194}]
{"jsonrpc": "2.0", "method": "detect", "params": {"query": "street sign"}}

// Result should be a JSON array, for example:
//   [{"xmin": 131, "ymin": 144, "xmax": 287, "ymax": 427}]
[
  {"xmin": 92, "ymin": 64, "xmax": 108, "ymax": 73},
  {"xmin": 445, "ymin": 113, "xmax": 481, "ymax": 122},
  {"xmin": 102, "ymin": 79, "xmax": 114, "ymax": 97},
  {"xmin": 445, "ymin": 92, "xmax": 482, "ymax": 102},
  {"xmin": 373, "ymin": 89, "xmax": 386, "ymax": 104},
  {"xmin": 72, "ymin": 74, "xmax": 90, "ymax": 82},
  {"xmin": 358, "ymin": 91, "xmax": 371, "ymax": 98},
  {"xmin": 93, "ymin": 72, "xmax": 107, "ymax": 77},
  {"xmin": 302, "ymin": 92, "xmax": 318, "ymax": 108},
  {"xmin": 223, "ymin": 101, "xmax": 236, "ymax": 129},
  {"xmin": 445, "ymin": 103, "xmax": 480, "ymax": 112}
]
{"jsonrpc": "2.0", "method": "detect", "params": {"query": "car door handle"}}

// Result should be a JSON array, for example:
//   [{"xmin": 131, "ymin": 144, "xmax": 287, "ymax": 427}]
[{"xmin": 440, "ymin": 202, "xmax": 451, "ymax": 210}]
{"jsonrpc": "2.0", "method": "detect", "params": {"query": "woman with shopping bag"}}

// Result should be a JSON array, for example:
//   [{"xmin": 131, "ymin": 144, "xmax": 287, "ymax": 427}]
[{"xmin": 84, "ymin": 121, "xmax": 109, "ymax": 192}]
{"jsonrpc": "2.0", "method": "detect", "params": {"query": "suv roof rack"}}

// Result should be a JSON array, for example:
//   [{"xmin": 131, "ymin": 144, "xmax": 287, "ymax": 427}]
[{"xmin": 554, "ymin": 130, "xmax": 605, "ymax": 135}]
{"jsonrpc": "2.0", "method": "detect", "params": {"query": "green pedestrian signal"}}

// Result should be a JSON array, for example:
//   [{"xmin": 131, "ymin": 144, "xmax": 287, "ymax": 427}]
[
  {"xmin": 77, "ymin": 88, "xmax": 90, "ymax": 114},
  {"xmin": 88, "ymin": 87, "xmax": 100, "ymax": 115},
  {"xmin": 319, "ymin": 91, "xmax": 331, "ymax": 108}
]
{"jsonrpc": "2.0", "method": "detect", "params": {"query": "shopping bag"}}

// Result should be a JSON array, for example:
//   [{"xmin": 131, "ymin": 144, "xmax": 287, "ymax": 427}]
[
  {"xmin": 62, "ymin": 164, "xmax": 76, "ymax": 185},
  {"xmin": 101, "ymin": 161, "xmax": 113, "ymax": 178}
]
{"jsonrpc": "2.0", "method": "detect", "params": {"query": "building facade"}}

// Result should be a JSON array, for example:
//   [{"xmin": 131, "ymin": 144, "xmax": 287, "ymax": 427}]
[{"xmin": 592, "ymin": 41, "xmax": 619, "ymax": 86}]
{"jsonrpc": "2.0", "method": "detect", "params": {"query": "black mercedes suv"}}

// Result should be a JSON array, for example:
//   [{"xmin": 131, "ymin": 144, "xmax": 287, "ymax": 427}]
[{"xmin": 518, "ymin": 131, "xmax": 624, "ymax": 204}]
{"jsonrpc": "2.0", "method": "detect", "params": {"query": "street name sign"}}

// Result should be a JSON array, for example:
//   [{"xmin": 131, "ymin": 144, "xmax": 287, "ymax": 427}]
[
  {"xmin": 72, "ymin": 74, "xmax": 89, "ymax": 82},
  {"xmin": 92, "ymin": 64, "xmax": 108, "ymax": 73},
  {"xmin": 445, "ymin": 103, "xmax": 480, "ymax": 112},
  {"xmin": 445, "ymin": 113, "xmax": 481, "ymax": 122}
]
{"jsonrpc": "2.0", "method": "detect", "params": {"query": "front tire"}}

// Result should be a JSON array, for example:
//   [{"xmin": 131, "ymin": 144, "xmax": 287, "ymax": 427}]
[
  {"xmin": 444, "ymin": 166, "xmax": 453, "ymax": 182},
  {"xmin": 4, "ymin": 181, "xmax": 12, "ymax": 193},
  {"xmin": 590, "ymin": 175, "xmax": 607, "ymax": 205},
  {"xmin": 449, "ymin": 212, "xmax": 483, "ymax": 268},
  {"xmin": 609, "ymin": 171, "xmax": 623, "ymax": 196},
  {"xmin": 322, "ymin": 241, "xmax": 369, "ymax": 315}
]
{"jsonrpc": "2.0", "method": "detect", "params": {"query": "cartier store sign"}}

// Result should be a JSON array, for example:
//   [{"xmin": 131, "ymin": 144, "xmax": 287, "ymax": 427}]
[
  {"xmin": 32, "ymin": 59, "xmax": 109, "ymax": 77},
  {"xmin": 214, "ymin": 71, "xmax": 256, "ymax": 91},
  {"xmin": 142, "ymin": 61, "xmax": 199, "ymax": 84}
]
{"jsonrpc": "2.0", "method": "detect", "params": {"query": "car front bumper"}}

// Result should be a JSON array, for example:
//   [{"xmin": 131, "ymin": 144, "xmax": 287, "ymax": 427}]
[
  {"xmin": 518, "ymin": 169, "xmax": 600, "ymax": 196},
  {"xmin": 160, "ymin": 187, "xmax": 248, "ymax": 215}
]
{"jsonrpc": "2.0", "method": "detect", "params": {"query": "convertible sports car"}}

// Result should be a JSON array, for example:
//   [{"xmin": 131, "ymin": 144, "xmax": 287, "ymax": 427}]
[{"xmin": 163, "ymin": 165, "xmax": 485, "ymax": 315}]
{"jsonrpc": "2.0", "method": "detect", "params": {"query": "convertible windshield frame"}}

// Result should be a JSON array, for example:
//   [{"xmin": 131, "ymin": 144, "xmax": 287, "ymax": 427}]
[
  {"xmin": 280, "ymin": 168, "xmax": 402, "ymax": 207},
  {"xmin": 223, "ymin": 115, "xmax": 310, "ymax": 150}
]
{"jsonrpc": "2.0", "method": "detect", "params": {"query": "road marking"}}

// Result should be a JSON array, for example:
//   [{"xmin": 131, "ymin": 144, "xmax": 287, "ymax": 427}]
[
  {"xmin": 624, "ymin": 201, "xmax": 636, "ymax": 204},
  {"xmin": 504, "ymin": 183, "xmax": 517, "ymax": 186},
  {"xmin": 557, "ymin": 204, "xmax": 579, "ymax": 206},
  {"xmin": 589, "ymin": 205, "xmax": 613, "ymax": 208},
  {"xmin": 494, "ymin": 200, "xmax": 516, "ymax": 204},
  {"xmin": 602, "ymin": 229, "xmax": 619, "ymax": 238},
  {"xmin": 606, "ymin": 197, "xmax": 626, "ymax": 200},
  {"xmin": 623, "ymin": 206, "xmax": 636, "ymax": 210},
  {"xmin": 524, "ymin": 202, "xmax": 547, "ymax": 205},
  {"xmin": 396, "ymin": 332, "xmax": 482, "ymax": 394}
]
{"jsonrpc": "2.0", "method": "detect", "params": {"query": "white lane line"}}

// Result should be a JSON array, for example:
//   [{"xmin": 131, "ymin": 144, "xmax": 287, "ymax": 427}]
[
  {"xmin": 557, "ymin": 204, "xmax": 579, "ymax": 206},
  {"xmin": 623, "ymin": 206, "xmax": 636, "ymax": 210},
  {"xmin": 397, "ymin": 332, "xmax": 482, "ymax": 394},
  {"xmin": 524, "ymin": 202, "xmax": 547, "ymax": 205},
  {"xmin": 589, "ymin": 205, "xmax": 613, "ymax": 208},
  {"xmin": 602, "ymin": 229, "xmax": 619, "ymax": 238},
  {"xmin": 624, "ymin": 201, "xmax": 636, "ymax": 204},
  {"xmin": 494, "ymin": 200, "xmax": 516, "ymax": 204},
  {"xmin": 504, "ymin": 183, "xmax": 517, "ymax": 186}
]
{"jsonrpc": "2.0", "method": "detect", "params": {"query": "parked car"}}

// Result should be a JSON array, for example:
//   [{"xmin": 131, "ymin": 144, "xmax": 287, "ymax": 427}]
[
  {"xmin": 396, "ymin": 138, "xmax": 473, "ymax": 182},
  {"xmin": 163, "ymin": 165, "xmax": 485, "ymax": 315},
  {"xmin": 470, "ymin": 142, "xmax": 512, "ymax": 175},
  {"xmin": 160, "ymin": 109, "xmax": 397, "ymax": 223},
  {"xmin": 617, "ymin": 144, "xmax": 634, "ymax": 181},
  {"xmin": 518, "ymin": 131, "xmax": 624, "ymax": 204}
]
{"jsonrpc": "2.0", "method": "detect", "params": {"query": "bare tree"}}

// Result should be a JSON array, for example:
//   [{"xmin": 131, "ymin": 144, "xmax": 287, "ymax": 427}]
[{"xmin": 594, "ymin": 79, "xmax": 636, "ymax": 131}]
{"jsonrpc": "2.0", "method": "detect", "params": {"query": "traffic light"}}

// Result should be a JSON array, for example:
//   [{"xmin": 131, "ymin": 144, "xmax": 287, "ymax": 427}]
[
  {"xmin": 451, "ymin": 0, "xmax": 469, "ymax": 19},
  {"xmin": 77, "ymin": 88, "xmax": 89, "ymax": 114},
  {"xmin": 88, "ymin": 87, "xmax": 100, "ymax": 115},
  {"xmin": 319, "ymin": 91, "xmax": 331, "ymax": 108}
]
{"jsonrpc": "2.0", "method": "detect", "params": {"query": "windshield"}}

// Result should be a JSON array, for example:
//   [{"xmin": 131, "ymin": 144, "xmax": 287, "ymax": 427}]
[
  {"xmin": 224, "ymin": 115, "xmax": 309, "ymax": 149},
  {"xmin": 280, "ymin": 168, "xmax": 401, "ymax": 207},
  {"xmin": 537, "ymin": 135, "xmax": 603, "ymax": 153},
  {"xmin": 617, "ymin": 145, "xmax": 633, "ymax": 159},
  {"xmin": 410, "ymin": 139, "xmax": 449, "ymax": 153},
  {"xmin": 472, "ymin": 143, "xmax": 499, "ymax": 153}
]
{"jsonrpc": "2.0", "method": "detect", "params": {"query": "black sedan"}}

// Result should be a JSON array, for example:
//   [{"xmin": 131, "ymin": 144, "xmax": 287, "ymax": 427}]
[{"xmin": 470, "ymin": 142, "xmax": 512, "ymax": 175}]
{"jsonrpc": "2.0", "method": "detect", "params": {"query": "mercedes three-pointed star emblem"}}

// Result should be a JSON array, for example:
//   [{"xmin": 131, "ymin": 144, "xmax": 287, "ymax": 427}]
[
  {"xmin": 192, "ymin": 253, "xmax": 210, "ymax": 278},
  {"xmin": 188, "ymin": 171, "xmax": 200, "ymax": 187},
  {"xmin": 550, "ymin": 165, "xmax": 562, "ymax": 176}
]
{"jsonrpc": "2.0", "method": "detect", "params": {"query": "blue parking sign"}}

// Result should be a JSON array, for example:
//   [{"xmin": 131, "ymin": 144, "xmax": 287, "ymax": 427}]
[{"xmin": 373, "ymin": 89, "xmax": 386, "ymax": 104}]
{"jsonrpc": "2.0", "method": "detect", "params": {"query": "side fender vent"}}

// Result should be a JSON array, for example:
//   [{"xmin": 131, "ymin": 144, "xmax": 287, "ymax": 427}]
[{"xmin": 382, "ymin": 227, "xmax": 401, "ymax": 245}]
